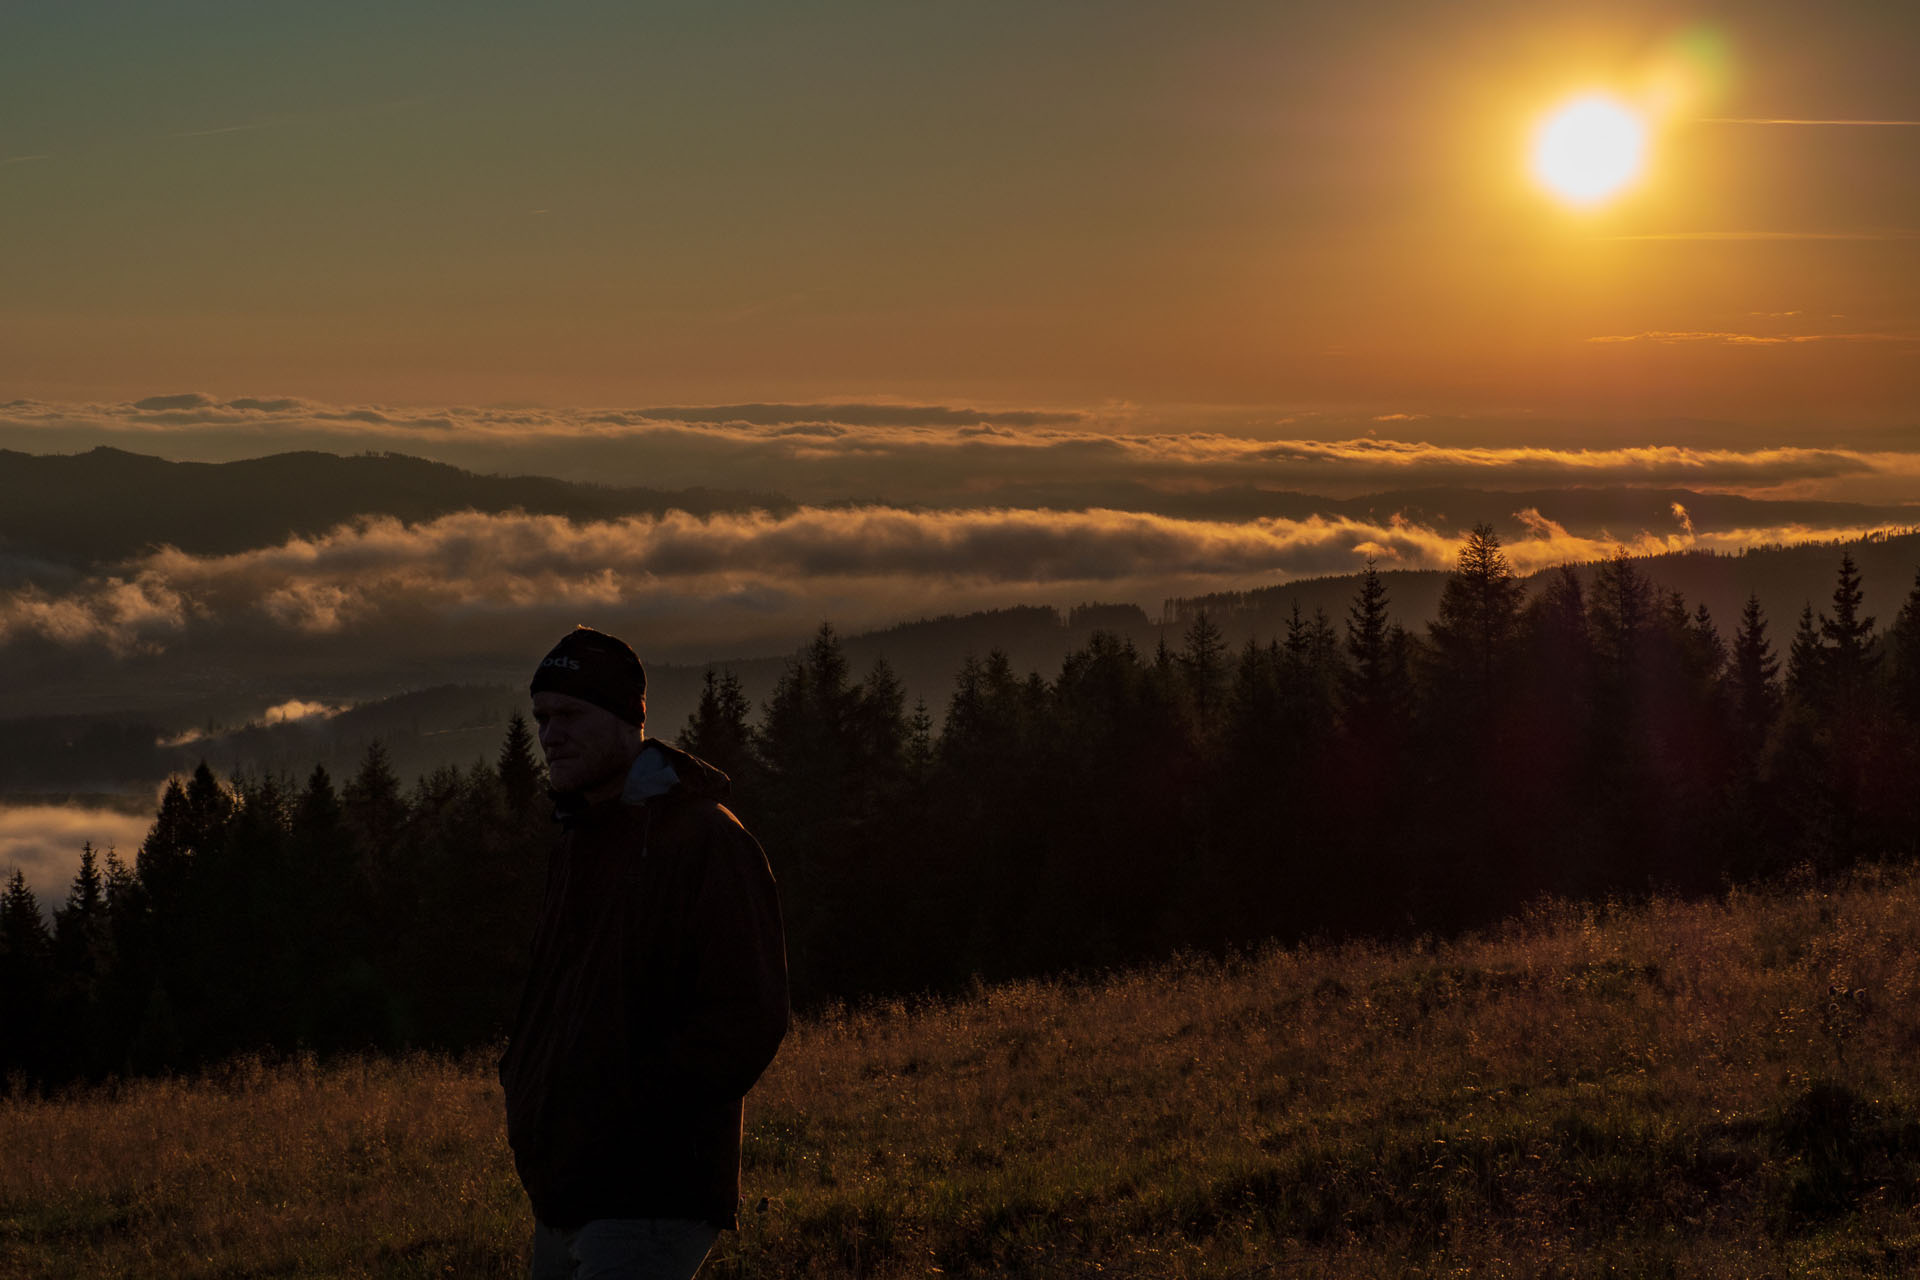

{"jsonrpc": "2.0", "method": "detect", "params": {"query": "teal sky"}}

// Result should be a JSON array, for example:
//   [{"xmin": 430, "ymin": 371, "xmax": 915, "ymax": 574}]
[{"xmin": 4, "ymin": 1, "xmax": 1917, "ymax": 424}]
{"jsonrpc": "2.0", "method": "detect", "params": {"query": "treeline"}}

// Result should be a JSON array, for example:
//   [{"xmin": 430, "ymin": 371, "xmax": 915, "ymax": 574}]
[
  {"xmin": 691, "ymin": 530, "xmax": 1920, "ymax": 1000},
  {"xmin": 1, "ymin": 733, "xmax": 550, "ymax": 1090},
  {"xmin": 7, "ymin": 529, "xmax": 1920, "ymax": 1089}
]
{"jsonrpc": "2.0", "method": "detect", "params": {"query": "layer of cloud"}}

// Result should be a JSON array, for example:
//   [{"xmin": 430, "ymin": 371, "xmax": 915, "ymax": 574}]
[
  {"xmin": 1593, "ymin": 231, "xmax": 1920, "ymax": 242},
  {"xmin": 262, "ymin": 699, "xmax": 346, "ymax": 725},
  {"xmin": 0, "ymin": 806, "xmax": 154, "ymax": 912},
  {"xmin": 1588, "ymin": 331, "xmax": 1918, "ymax": 345},
  {"xmin": 4, "ymin": 505, "xmax": 1905, "ymax": 661},
  {"xmin": 1697, "ymin": 118, "xmax": 1920, "ymax": 127},
  {"xmin": 159, "ymin": 698, "xmax": 349, "ymax": 746},
  {"xmin": 7, "ymin": 394, "xmax": 1920, "ymax": 505}
]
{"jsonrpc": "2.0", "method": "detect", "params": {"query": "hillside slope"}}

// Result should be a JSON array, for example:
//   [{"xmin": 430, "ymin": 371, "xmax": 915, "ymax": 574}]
[{"xmin": 6, "ymin": 869, "xmax": 1920, "ymax": 1277}]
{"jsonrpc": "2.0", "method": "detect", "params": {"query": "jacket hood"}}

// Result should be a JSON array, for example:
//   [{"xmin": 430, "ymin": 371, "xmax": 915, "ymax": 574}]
[{"xmin": 621, "ymin": 738, "xmax": 731, "ymax": 805}]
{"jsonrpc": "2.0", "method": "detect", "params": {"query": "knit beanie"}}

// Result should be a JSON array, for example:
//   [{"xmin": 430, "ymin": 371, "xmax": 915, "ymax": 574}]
[{"xmin": 529, "ymin": 626, "xmax": 646, "ymax": 726}]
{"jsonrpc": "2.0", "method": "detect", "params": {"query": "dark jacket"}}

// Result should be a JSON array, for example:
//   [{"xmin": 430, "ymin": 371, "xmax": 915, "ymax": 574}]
[{"xmin": 498, "ymin": 740, "xmax": 789, "ymax": 1231}]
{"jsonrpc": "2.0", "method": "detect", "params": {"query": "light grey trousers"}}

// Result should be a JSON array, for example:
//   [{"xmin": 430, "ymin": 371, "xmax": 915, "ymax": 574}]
[{"xmin": 529, "ymin": 1218, "xmax": 719, "ymax": 1280}]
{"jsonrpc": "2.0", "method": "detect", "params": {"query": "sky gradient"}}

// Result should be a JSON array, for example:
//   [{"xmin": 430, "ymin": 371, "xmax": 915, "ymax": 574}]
[{"xmin": 4, "ymin": 0, "xmax": 1917, "ymax": 426}]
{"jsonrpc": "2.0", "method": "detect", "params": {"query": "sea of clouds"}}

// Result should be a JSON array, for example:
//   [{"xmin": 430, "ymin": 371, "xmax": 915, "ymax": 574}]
[{"xmin": 3, "ymin": 393, "xmax": 1914, "ymax": 665}]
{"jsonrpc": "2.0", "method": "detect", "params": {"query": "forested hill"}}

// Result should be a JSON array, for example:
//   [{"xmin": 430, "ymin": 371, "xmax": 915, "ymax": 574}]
[
  {"xmin": 1167, "ymin": 529, "xmax": 1920, "ymax": 653},
  {"xmin": 965, "ymin": 479, "xmax": 1919, "ymax": 542},
  {"xmin": 0, "ymin": 447, "xmax": 791, "ymax": 569}
]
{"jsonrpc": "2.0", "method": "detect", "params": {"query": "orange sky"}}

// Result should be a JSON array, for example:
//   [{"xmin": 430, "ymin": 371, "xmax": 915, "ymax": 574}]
[{"xmin": 2, "ymin": 1, "xmax": 1917, "ymax": 432}]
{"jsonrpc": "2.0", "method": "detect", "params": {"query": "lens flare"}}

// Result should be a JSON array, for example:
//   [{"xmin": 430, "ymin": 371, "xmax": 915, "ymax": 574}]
[{"xmin": 1531, "ymin": 95, "xmax": 1647, "ymax": 207}]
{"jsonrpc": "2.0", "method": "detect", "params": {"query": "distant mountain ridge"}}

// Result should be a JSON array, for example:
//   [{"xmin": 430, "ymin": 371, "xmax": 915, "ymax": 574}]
[{"xmin": 0, "ymin": 446, "xmax": 793, "ymax": 570}]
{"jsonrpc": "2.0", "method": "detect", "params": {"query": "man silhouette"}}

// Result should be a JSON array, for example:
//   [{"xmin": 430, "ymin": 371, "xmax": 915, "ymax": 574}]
[{"xmin": 500, "ymin": 626, "xmax": 789, "ymax": 1280}]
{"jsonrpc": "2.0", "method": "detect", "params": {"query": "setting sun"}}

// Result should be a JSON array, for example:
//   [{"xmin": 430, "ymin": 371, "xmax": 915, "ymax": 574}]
[{"xmin": 1530, "ymin": 94, "xmax": 1647, "ymax": 207}]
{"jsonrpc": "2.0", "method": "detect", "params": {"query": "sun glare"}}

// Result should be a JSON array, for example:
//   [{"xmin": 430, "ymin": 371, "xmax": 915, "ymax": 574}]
[{"xmin": 1530, "ymin": 95, "xmax": 1647, "ymax": 208}]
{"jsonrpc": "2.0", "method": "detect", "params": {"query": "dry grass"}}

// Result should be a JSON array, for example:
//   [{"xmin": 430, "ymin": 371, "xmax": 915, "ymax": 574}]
[
  {"xmin": 10, "ymin": 869, "xmax": 1920, "ymax": 1277},
  {"xmin": 0, "ymin": 1053, "xmax": 523, "ymax": 1278}
]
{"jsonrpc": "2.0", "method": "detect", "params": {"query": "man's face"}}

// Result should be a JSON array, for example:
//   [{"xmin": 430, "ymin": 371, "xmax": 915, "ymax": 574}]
[{"xmin": 532, "ymin": 691, "xmax": 643, "ymax": 794}]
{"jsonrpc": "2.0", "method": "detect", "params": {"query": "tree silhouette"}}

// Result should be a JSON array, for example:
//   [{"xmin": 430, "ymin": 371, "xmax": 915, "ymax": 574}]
[
  {"xmin": 1341, "ymin": 561, "xmax": 1412, "ymax": 748},
  {"xmin": 1179, "ymin": 610, "xmax": 1229, "ymax": 734},
  {"xmin": 1787, "ymin": 603, "xmax": 1823, "ymax": 703},
  {"xmin": 1427, "ymin": 523, "xmax": 1524, "ymax": 709},
  {"xmin": 679, "ymin": 668, "xmax": 754, "ymax": 783},
  {"xmin": 1, "ymin": 868, "xmax": 52, "ymax": 1089},
  {"xmin": 496, "ymin": 711, "xmax": 544, "ymax": 810},
  {"xmin": 1819, "ymin": 551, "xmax": 1879, "ymax": 709},
  {"xmin": 136, "ymin": 778, "xmax": 193, "ymax": 918},
  {"xmin": 1590, "ymin": 552, "xmax": 1654, "ymax": 686},
  {"xmin": 52, "ymin": 843, "xmax": 112, "ymax": 1064},
  {"xmin": 1730, "ymin": 594, "xmax": 1781, "ymax": 764},
  {"xmin": 1888, "ymin": 568, "xmax": 1920, "ymax": 731}
]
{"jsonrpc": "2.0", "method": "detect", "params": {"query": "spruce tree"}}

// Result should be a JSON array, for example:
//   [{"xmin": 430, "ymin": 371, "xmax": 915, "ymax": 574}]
[
  {"xmin": 61, "ymin": 842, "xmax": 105, "ymax": 921},
  {"xmin": 102, "ymin": 847, "xmax": 137, "ymax": 917},
  {"xmin": 1428, "ymin": 522, "xmax": 1523, "ymax": 703},
  {"xmin": 1179, "ymin": 610, "xmax": 1228, "ymax": 733},
  {"xmin": 53, "ymin": 844, "xmax": 111, "ymax": 1011},
  {"xmin": 1, "ymin": 868, "xmax": 51, "ymax": 965},
  {"xmin": 1731, "ymin": 593, "xmax": 1781, "ymax": 757},
  {"xmin": 496, "ymin": 711, "xmax": 544, "ymax": 810},
  {"xmin": 680, "ymin": 667, "xmax": 753, "ymax": 779},
  {"xmin": 1888, "ymin": 567, "xmax": 1920, "ymax": 728},
  {"xmin": 343, "ymin": 741, "xmax": 407, "ymax": 878},
  {"xmin": 1787, "ymin": 603, "xmax": 1824, "ymax": 703},
  {"xmin": 1589, "ymin": 552, "xmax": 1653, "ymax": 680},
  {"xmin": 852, "ymin": 656, "xmax": 910, "ymax": 783},
  {"xmin": 1687, "ymin": 602, "xmax": 1727, "ymax": 685},
  {"xmin": 905, "ymin": 698, "xmax": 935, "ymax": 782},
  {"xmin": 1819, "ymin": 551, "xmax": 1879, "ymax": 707},
  {"xmin": 1226, "ymin": 636, "xmax": 1282, "ymax": 756},
  {"xmin": 0, "ymin": 868, "xmax": 53, "ymax": 1087},
  {"xmin": 183, "ymin": 761, "xmax": 235, "ymax": 856},
  {"xmin": 136, "ymin": 778, "xmax": 193, "ymax": 915},
  {"xmin": 1341, "ymin": 560, "xmax": 1407, "ymax": 737}
]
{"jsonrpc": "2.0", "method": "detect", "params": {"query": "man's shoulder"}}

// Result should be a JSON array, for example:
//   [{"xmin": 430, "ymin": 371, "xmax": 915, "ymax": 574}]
[
  {"xmin": 648, "ymin": 797, "xmax": 778, "ymax": 891},
  {"xmin": 649, "ymin": 792, "xmax": 762, "ymax": 853}
]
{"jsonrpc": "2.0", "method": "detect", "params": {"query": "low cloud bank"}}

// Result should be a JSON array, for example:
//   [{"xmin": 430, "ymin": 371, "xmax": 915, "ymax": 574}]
[
  {"xmin": 159, "ymin": 699, "xmax": 349, "ymax": 746},
  {"xmin": 1, "ymin": 505, "xmax": 1901, "ymax": 660},
  {"xmin": 0, "ymin": 806, "xmax": 153, "ymax": 913},
  {"xmin": 262, "ymin": 699, "xmax": 346, "ymax": 725}
]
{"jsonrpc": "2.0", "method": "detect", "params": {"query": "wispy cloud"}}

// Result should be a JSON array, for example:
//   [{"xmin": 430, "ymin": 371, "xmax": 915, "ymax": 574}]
[
  {"xmin": 1593, "ymin": 231, "xmax": 1920, "ymax": 242},
  {"xmin": 1498, "ymin": 519, "xmax": 1904, "ymax": 576},
  {"xmin": 1697, "ymin": 117, "xmax": 1920, "ymax": 127},
  {"xmin": 170, "ymin": 121, "xmax": 274, "ymax": 139},
  {"xmin": 263, "ymin": 699, "xmax": 347, "ymax": 725},
  {"xmin": 2, "ymin": 154, "xmax": 51, "ymax": 166},
  {"xmin": 1587, "ymin": 331, "xmax": 1919, "ymax": 346},
  {"xmin": 159, "ymin": 698, "xmax": 351, "ymax": 746}
]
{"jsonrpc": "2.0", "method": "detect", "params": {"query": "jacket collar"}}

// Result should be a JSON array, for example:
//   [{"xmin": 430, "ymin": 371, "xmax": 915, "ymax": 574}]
[{"xmin": 550, "ymin": 738, "xmax": 731, "ymax": 825}]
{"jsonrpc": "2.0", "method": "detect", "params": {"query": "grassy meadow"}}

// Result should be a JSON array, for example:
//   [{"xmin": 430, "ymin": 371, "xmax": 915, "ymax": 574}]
[{"xmin": 9, "ymin": 868, "xmax": 1920, "ymax": 1278}]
